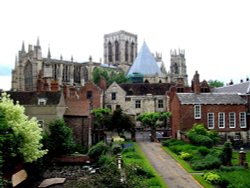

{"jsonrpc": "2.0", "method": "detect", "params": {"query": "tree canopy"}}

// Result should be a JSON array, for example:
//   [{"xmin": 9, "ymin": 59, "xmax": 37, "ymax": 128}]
[
  {"xmin": 208, "ymin": 80, "xmax": 224, "ymax": 88},
  {"xmin": 0, "ymin": 93, "xmax": 47, "ymax": 163}
]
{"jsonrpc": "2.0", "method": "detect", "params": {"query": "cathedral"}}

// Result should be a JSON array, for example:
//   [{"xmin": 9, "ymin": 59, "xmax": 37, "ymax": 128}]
[{"xmin": 11, "ymin": 30, "xmax": 188, "ymax": 92}]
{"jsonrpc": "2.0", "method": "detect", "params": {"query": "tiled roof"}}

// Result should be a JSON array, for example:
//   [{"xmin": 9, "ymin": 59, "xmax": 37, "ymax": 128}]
[
  {"xmin": 7, "ymin": 91, "xmax": 62, "ymax": 105},
  {"xmin": 120, "ymin": 83, "xmax": 172, "ymax": 95},
  {"xmin": 177, "ymin": 93, "xmax": 246, "ymax": 105},
  {"xmin": 127, "ymin": 41, "xmax": 162, "ymax": 76},
  {"xmin": 213, "ymin": 81, "xmax": 250, "ymax": 94}
]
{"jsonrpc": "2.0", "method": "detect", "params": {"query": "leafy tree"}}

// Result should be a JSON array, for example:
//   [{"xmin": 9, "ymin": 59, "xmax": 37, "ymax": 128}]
[
  {"xmin": 208, "ymin": 80, "xmax": 224, "ymax": 88},
  {"xmin": 92, "ymin": 108, "xmax": 112, "ymax": 129},
  {"xmin": 110, "ymin": 108, "xmax": 135, "ymax": 136},
  {"xmin": 0, "ymin": 93, "xmax": 47, "ymax": 163},
  {"xmin": 92, "ymin": 67, "xmax": 129, "ymax": 86},
  {"xmin": 45, "ymin": 119, "xmax": 76, "ymax": 157},
  {"xmin": 87, "ymin": 141, "xmax": 109, "ymax": 161},
  {"xmin": 137, "ymin": 112, "xmax": 171, "ymax": 141}
]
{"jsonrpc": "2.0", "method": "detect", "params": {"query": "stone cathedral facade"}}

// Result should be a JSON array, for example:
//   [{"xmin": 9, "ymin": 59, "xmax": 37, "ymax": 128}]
[{"xmin": 11, "ymin": 30, "xmax": 188, "ymax": 92}]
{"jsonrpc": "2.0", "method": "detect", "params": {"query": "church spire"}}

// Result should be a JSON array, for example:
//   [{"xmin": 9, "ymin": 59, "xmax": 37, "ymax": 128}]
[
  {"xmin": 21, "ymin": 41, "xmax": 25, "ymax": 52},
  {"xmin": 47, "ymin": 45, "xmax": 51, "ymax": 59},
  {"xmin": 36, "ymin": 36, "xmax": 40, "ymax": 47}
]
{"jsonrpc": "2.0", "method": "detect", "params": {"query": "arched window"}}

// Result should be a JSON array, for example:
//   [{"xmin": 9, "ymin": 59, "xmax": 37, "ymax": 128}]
[
  {"xmin": 125, "ymin": 41, "xmax": 129, "ymax": 61},
  {"xmin": 53, "ymin": 64, "xmax": 58, "ymax": 80},
  {"xmin": 108, "ymin": 42, "xmax": 112, "ymax": 62},
  {"xmin": 63, "ymin": 65, "xmax": 69, "ymax": 82},
  {"xmin": 82, "ymin": 66, "xmax": 88, "ymax": 82},
  {"xmin": 24, "ymin": 62, "xmax": 33, "ymax": 91},
  {"xmin": 74, "ymin": 66, "xmax": 81, "ymax": 83},
  {"xmin": 115, "ymin": 41, "xmax": 119, "ymax": 61},
  {"xmin": 131, "ymin": 42, "xmax": 135, "ymax": 61},
  {"xmin": 174, "ymin": 63, "xmax": 179, "ymax": 74}
]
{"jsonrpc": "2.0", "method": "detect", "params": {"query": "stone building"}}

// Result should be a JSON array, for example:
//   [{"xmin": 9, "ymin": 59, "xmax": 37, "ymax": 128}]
[{"xmin": 104, "ymin": 30, "xmax": 137, "ymax": 72}]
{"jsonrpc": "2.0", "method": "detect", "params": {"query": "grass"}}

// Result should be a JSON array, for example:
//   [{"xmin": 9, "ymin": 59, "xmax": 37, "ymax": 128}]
[{"xmin": 123, "ymin": 142, "xmax": 168, "ymax": 188}]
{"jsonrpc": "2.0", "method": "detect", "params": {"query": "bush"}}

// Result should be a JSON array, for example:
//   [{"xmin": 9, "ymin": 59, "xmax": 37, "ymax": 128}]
[
  {"xmin": 220, "ymin": 141, "xmax": 232, "ymax": 166},
  {"xmin": 179, "ymin": 152, "xmax": 192, "ymax": 161},
  {"xmin": 203, "ymin": 171, "xmax": 221, "ymax": 184},
  {"xmin": 198, "ymin": 146, "xmax": 210, "ymax": 156},
  {"xmin": 162, "ymin": 139, "xmax": 185, "ymax": 147},
  {"xmin": 88, "ymin": 141, "xmax": 109, "ymax": 161},
  {"xmin": 188, "ymin": 132, "xmax": 213, "ymax": 148},
  {"xmin": 191, "ymin": 154, "xmax": 221, "ymax": 170}
]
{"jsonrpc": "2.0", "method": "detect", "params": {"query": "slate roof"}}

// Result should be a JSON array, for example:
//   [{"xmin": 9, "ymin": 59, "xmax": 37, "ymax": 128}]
[
  {"xmin": 177, "ymin": 93, "xmax": 247, "ymax": 105},
  {"xmin": 120, "ymin": 83, "xmax": 172, "ymax": 95},
  {"xmin": 7, "ymin": 91, "xmax": 62, "ymax": 105},
  {"xmin": 213, "ymin": 81, "xmax": 250, "ymax": 94},
  {"xmin": 127, "ymin": 41, "xmax": 162, "ymax": 76}
]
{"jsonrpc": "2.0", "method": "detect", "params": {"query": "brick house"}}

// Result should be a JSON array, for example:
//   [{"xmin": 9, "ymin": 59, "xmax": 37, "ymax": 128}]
[{"xmin": 169, "ymin": 71, "xmax": 248, "ymax": 142}]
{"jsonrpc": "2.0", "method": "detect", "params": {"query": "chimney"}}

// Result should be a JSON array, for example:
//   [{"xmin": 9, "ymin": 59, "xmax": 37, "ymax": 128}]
[{"xmin": 192, "ymin": 71, "xmax": 200, "ymax": 94}]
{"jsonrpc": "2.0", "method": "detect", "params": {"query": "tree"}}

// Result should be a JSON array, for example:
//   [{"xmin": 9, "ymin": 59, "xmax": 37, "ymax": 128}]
[
  {"xmin": 208, "ymin": 80, "xmax": 224, "ymax": 88},
  {"xmin": 110, "ymin": 108, "xmax": 135, "ymax": 136},
  {"xmin": 92, "ymin": 108, "xmax": 112, "ymax": 130},
  {"xmin": 45, "ymin": 119, "xmax": 76, "ymax": 157},
  {"xmin": 137, "ymin": 112, "xmax": 171, "ymax": 141},
  {"xmin": 0, "ymin": 93, "xmax": 47, "ymax": 163}
]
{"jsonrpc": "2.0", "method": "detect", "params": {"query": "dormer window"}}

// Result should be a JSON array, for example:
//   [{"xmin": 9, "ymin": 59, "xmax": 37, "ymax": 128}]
[{"xmin": 38, "ymin": 98, "xmax": 47, "ymax": 105}]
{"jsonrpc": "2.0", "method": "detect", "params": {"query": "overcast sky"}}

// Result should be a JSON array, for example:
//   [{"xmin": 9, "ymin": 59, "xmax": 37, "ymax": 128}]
[{"xmin": 1, "ymin": 0, "xmax": 250, "ymax": 90}]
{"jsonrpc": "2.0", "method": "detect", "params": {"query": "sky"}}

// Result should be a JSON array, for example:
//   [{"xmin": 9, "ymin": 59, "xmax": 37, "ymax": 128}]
[{"xmin": 1, "ymin": 0, "xmax": 250, "ymax": 90}]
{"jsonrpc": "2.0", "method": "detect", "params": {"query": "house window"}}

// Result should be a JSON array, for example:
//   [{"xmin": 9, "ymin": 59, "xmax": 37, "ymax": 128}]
[
  {"xmin": 111, "ymin": 92, "xmax": 116, "ymax": 100},
  {"xmin": 106, "ymin": 105, "xmax": 112, "ymax": 110},
  {"xmin": 239, "ymin": 112, "xmax": 247, "ymax": 128},
  {"xmin": 218, "ymin": 112, "xmax": 225, "ymax": 128},
  {"xmin": 158, "ymin": 100, "xmax": 164, "ymax": 108},
  {"xmin": 135, "ymin": 100, "xmax": 141, "ymax": 108},
  {"xmin": 125, "ymin": 97, "xmax": 131, "ymax": 101},
  {"xmin": 229, "ymin": 112, "xmax": 236, "ymax": 128},
  {"xmin": 194, "ymin": 105, "xmax": 201, "ymax": 119},
  {"xmin": 38, "ymin": 98, "xmax": 46, "ymax": 105},
  {"xmin": 207, "ymin": 113, "xmax": 214, "ymax": 129},
  {"xmin": 87, "ymin": 91, "xmax": 92, "ymax": 99}
]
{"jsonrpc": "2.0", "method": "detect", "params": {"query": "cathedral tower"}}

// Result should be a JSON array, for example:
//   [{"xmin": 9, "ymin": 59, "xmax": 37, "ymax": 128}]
[
  {"xmin": 169, "ymin": 49, "xmax": 188, "ymax": 86},
  {"xmin": 104, "ymin": 30, "xmax": 137, "ymax": 72}
]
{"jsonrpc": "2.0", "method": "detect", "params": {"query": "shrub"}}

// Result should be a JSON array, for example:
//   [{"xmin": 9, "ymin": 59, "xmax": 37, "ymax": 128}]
[
  {"xmin": 88, "ymin": 141, "xmax": 109, "ymax": 161},
  {"xmin": 179, "ymin": 152, "xmax": 192, "ymax": 161},
  {"xmin": 188, "ymin": 132, "xmax": 213, "ymax": 148},
  {"xmin": 220, "ymin": 141, "xmax": 232, "ymax": 166},
  {"xmin": 198, "ymin": 146, "xmax": 210, "ymax": 156},
  {"xmin": 203, "ymin": 171, "xmax": 221, "ymax": 185},
  {"xmin": 191, "ymin": 154, "xmax": 221, "ymax": 170},
  {"xmin": 162, "ymin": 139, "xmax": 185, "ymax": 147}
]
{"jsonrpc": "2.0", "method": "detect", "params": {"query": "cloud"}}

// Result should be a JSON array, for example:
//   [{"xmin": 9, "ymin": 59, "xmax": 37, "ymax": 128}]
[{"xmin": 0, "ymin": 65, "xmax": 11, "ymax": 76}]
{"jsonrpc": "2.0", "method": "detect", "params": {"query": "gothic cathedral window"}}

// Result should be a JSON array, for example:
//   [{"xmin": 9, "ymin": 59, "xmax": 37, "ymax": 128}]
[
  {"xmin": 115, "ymin": 41, "xmax": 119, "ymax": 61},
  {"xmin": 24, "ymin": 62, "xmax": 33, "ymax": 91},
  {"xmin": 131, "ymin": 42, "xmax": 134, "ymax": 61},
  {"xmin": 108, "ymin": 42, "xmax": 112, "ymax": 63},
  {"xmin": 125, "ymin": 41, "xmax": 129, "ymax": 61}
]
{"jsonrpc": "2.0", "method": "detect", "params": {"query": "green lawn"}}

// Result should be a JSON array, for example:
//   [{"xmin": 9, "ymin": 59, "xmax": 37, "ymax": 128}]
[{"xmin": 122, "ymin": 142, "xmax": 168, "ymax": 188}]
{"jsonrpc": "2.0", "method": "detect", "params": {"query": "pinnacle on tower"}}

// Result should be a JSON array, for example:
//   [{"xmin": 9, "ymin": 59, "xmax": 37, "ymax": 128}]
[
  {"xmin": 21, "ymin": 41, "xmax": 25, "ymax": 52},
  {"xmin": 36, "ymin": 36, "xmax": 40, "ymax": 46},
  {"xmin": 47, "ymin": 46, "xmax": 51, "ymax": 59}
]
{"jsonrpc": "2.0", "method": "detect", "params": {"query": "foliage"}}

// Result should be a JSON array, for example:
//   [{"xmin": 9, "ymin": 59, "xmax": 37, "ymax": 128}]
[
  {"xmin": 92, "ymin": 67, "xmax": 130, "ymax": 86},
  {"xmin": 198, "ymin": 146, "xmax": 210, "ymax": 156},
  {"xmin": 208, "ymin": 79, "xmax": 224, "ymax": 88},
  {"xmin": 112, "ymin": 143, "xmax": 122, "ymax": 155},
  {"xmin": 187, "ymin": 124, "xmax": 219, "ymax": 148},
  {"xmin": 137, "ymin": 112, "xmax": 171, "ymax": 141},
  {"xmin": 202, "ymin": 171, "xmax": 221, "ymax": 185},
  {"xmin": 88, "ymin": 141, "xmax": 109, "ymax": 161},
  {"xmin": 110, "ymin": 108, "xmax": 135, "ymax": 135},
  {"xmin": 191, "ymin": 154, "xmax": 221, "ymax": 170},
  {"xmin": 0, "ymin": 93, "xmax": 47, "ymax": 163},
  {"xmin": 92, "ymin": 108, "xmax": 111, "ymax": 129},
  {"xmin": 179, "ymin": 152, "xmax": 192, "ymax": 160},
  {"xmin": 220, "ymin": 141, "xmax": 232, "ymax": 166},
  {"xmin": 45, "ymin": 119, "xmax": 76, "ymax": 157},
  {"xmin": 162, "ymin": 139, "xmax": 186, "ymax": 147}
]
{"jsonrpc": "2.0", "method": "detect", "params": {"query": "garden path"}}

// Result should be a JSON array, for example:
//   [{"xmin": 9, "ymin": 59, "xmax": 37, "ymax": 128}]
[{"xmin": 138, "ymin": 142, "xmax": 203, "ymax": 188}]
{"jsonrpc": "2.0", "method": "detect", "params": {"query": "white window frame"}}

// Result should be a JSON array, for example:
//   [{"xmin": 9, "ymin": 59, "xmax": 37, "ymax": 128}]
[
  {"xmin": 239, "ymin": 112, "xmax": 247, "ymax": 128},
  {"xmin": 229, "ymin": 112, "xmax": 236, "ymax": 128},
  {"xmin": 218, "ymin": 112, "xmax": 225, "ymax": 128},
  {"xmin": 194, "ymin": 105, "xmax": 201, "ymax": 119},
  {"xmin": 207, "ymin": 113, "xmax": 214, "ymax": 129}
]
